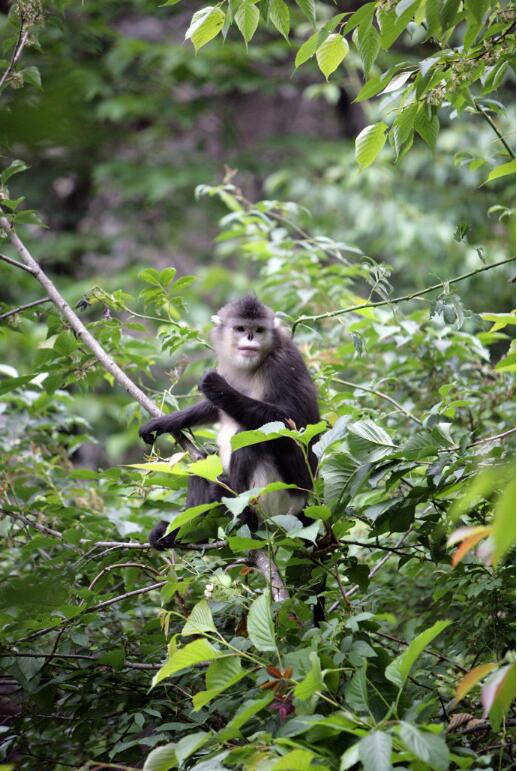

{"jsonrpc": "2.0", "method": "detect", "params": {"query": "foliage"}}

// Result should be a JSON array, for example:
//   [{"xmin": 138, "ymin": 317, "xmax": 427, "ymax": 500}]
[{"xmin": 0, "ymin": 0, "xmax": 515, "ymax": 770}]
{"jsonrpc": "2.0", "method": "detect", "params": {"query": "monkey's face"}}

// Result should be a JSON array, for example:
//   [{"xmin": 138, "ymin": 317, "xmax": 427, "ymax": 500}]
[{"xmin": 215, "ymin": 320, "xmax": 274, "ymax": 371}]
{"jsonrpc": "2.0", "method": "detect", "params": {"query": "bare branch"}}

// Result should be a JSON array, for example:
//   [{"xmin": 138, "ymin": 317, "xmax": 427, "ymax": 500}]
[
  {"xmin": 2, "ymin": 509, "xmax": 63, "ymax": 539},
  {"xmin": 4, "ymin": 651, "xmax": 160, "ymax": 671},
  {"xmin": 88, "ymin": 562, "xmax": 161, "ymax": 591},
  {"xmin": 371, "ymin": 630, "xmax": 468, "ymax": 673},
  {"xmin": 332, "ymin": 377, "xmax": 422, "ymax": 426},
  {"xmin": 0, "ymin": 252, "xmax": 35, "ymax": 274},
  {"xmin": 252, "ymin": 549, "xmax": 289, "ymax": 602},
  {"xmin": 0, "ymin": 213, "xmax": 203, "ymax": 460},
  {"xmin": 0, "ymin": 22, "xmax": 29, "ymax": 92},
  {"xmin": 292, "ymin": 257, "xmax": 516, "ymax": 332},
  {"xmin": 0, "ymin": 296, "xmax": 51, "ymax": 321}
]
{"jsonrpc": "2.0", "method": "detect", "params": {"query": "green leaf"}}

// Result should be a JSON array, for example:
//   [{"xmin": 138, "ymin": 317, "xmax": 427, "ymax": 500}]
[
  {"xmin": 165, "ymin": 502, "xmax": 220, "ymax": 535},
  {"xmin": 399, "ymin": 723, "xmax": 449, "ymax": 771},
  {"xmin": 385, "ymin": 620, "xmax": 451, "ymax": 688},
  {"xmin": 152, "ymin": 639, "xmax": 222, "ymax": 687},
  {"xmin": 235, "ymin": 2, "xmax": 260, "ymax": 45},
  {"xmin": 492, "ymin": 473, "xmax": 516, "ymax": 564},
  {"xmin": 143, "ymin": 744, "xmax": 177, "ymax": 771},
  {"xmin": 356, "ymin": 20, "xmax": 380, "ymax": 76},
  {"xmin": 193, "ymin": 657, "xmax": 245, "ymax": 710},
  {"xmin": 321, "ymin": 452, "xmax": 360, "ymax": 504},
  {"xmin": 485, "ymin": 159, "xmax": 516, "ymax": 183},
  {"xmin": 187, "ymin": 453, "xmax": 223, "ymax": 482},
  {"xmin": 414, "ymin": 109, "xmax": 440, "ymax": 151},
  {"xmin": 174, "ymin": 732, "xmax": 210, "ymax": 766},
  {"xmin": 355, "ymin": 123, "xmax": 388, "ymax": 169},
  {"xmin": 231, "ymin": 421, "xmax": 286, "ymax": 450},
  {"xmin": 181, "ymin": 599, "xmax": 217, "ymax": 636},
  {"xmin": 355, "ymin": 71, "xmax": 393, "ymax": 101},
  {"xmin": 218, "ymin": 694, "xmax": 273, "ymax": 740},
  {"xmin": 126, "ymin": 453, "xmax": 185, "ymax": 474},
  {"xmin": 228, "ymin": 536, "xmax": 268, "ymax": 551},
  {"xmin": 345, "ymin": 665, "xmax": 369, "ymax": 712},
  {"xmin": 342, "ymin": 2, "xmax": 375, "ymax": 35},
  {"xmin": 358, "ymin": 731, "xmax": 392, "ymax": 771},
  {"xmin": 185, "ymin": 6, "xmax": 226, "ymax": 51},
  {"xmin": 269, "ymin": 0, "xmax": 290, "ymax": 41},
  {"xmin": 303, "ymin": 504, "xmax": 331, "ymax": 521},
  {"xmin": 0, "ymin": 159, "xmax": 28, "ymax": 185},
  {"xmin": 378, "ymin": 1, "xmax": 419, "ymax": 49},
  {"xmin": 295, "ymin": 0, "xmax": 315, "ymax": 25},
  {"xmin": 465, "ymin": 0, "xmax": 489, "ymax": 23},
  {"xmin": 272, "ymin": 749, "xmax": 317, "ymax": 770},
  {"xmin": 316, "ymin": 34, "xmax": 349, "ymax": 80},
  {"xmin": 295, "ymin": 30, "xmax": 322, "ymax": 67},
  {"xmin": 294, "ymin": 652, "xmax": 323, "ymax": 700},
  {"xmin": 347, "ymin": 419, "xmax": 396, "ymax": 459},
  {"xmin": 247, "ymin": 591, "xmax": 277, "ymax": 652},
  {"xmin": 398, "ymin": 431, "xmax": 443, "ymax": 460}
]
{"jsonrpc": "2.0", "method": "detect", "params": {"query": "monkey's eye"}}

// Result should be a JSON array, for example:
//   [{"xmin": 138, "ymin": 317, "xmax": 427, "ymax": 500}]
[
  {"xmin": 235, "ymin": 326, "xmax": 245, "ymax": 333},
  {"xmin": 256, "ymin": 326, "xmax": 264, "ymax": 333}
]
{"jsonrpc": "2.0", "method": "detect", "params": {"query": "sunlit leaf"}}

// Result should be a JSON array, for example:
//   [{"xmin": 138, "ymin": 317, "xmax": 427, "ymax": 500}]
[{"xmin": 355, "ymin": 123, "xmax": 388, "ymax": 168}]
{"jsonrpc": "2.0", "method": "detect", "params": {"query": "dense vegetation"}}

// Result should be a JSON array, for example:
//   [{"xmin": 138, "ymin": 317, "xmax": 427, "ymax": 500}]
[{"xmin": 0, "ymin": 1, "xmax": 515, "ymax": 769}]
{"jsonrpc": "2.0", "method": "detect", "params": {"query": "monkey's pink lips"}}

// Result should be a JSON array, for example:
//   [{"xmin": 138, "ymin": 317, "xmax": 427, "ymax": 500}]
[{"xmin": 238, "ymin": 347, "xmax": 260, "ymax": 357}]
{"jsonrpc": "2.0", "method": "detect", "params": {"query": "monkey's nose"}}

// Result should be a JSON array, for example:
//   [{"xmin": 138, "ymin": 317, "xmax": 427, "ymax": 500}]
[{"xmin": 247, "ymin": 333, "xmax": 253, "ymax": 340}]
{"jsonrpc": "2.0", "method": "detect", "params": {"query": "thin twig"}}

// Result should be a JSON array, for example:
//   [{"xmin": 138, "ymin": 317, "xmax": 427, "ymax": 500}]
[
  {"xmin": 0, "ymin": 296, "xmax": 51, "ymax": 320},
  {"xmin": 340, "ymin": 538, "xmax": 430, "ymax": 560},
  {"xmin": 372, "ymin": 630, "xmax": 468, "ymax": 673},
  {"xmin": 18, "ymin": 581, "xmax": 168, "ymax": 643},
  {"xmin": 0, "ymin": 21, "xmax": 29, "ymax": 92},
  {"xmin": 2, "ymin": 509, "xmax": 63, "ymax": 539},
  {"xmin": 332, "ymin": 377, "xmax": 422, "ymax": 425},
  {"xmin": 0, "ymin": 253, "xmax": 34, "ymax": 274},
  {"xmin": 88, "ymin": 562, "xmax": 161, "ymax": 591},
  {"xmin": 474, "ymin": 100, "xmax": 515, "ymax": 159},
  {"xmin": 4, "ymin": 651, "xmax": 159, "ymax": 671},
  {"xmin": 292, "ymin": 258, "xmax": 516, "ymax": 332},
  {"xmin": 328, "ymin": 530, "xmax": 412, "ymax": 613},
  {"xmin": 253, "ymin": 549, "xmax": 289, "ymax": 601},
  {"xmin": 470, "ymin": 428, "xmax": 516, "ymax": 446}
]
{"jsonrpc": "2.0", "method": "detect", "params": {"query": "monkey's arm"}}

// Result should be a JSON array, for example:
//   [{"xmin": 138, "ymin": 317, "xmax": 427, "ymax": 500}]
[
  {"xmin": 139, "ymin": 400, "xmax": 218, "ymax": 444},
  {"xmin": 200, "ymin": 371, "xmax": 287, "ymax": 430}
]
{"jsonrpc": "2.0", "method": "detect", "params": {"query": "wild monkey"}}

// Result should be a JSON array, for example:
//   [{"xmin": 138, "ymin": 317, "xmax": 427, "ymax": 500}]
[{"xmin": 140, "ymin": 296, "xmax": 322, "ymax": 594}]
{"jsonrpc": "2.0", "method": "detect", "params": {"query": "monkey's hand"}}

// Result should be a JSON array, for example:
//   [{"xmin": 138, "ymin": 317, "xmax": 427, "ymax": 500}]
[
  {"xmin": 149, "ymin": 520, "xmax": 178, "ymax": 550},
  {"xmin": 139, "ymin": 414, "xmax": 182, "ymax": 445},
  {"xmin": 199, "ymin": 370, "xmax": 230, "ymax": 404}
]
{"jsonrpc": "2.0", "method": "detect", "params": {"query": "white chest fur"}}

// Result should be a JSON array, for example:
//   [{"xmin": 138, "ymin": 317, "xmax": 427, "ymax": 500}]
[{"xmin": 215, "ymin": 369, "xmax": 306, "ymax": 517}]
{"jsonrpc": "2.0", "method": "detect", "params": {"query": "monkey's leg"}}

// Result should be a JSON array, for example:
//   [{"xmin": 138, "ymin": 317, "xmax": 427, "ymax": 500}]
[{"xmin": 149, "ymin": 475, "xmax": 227, "ymax": 551}]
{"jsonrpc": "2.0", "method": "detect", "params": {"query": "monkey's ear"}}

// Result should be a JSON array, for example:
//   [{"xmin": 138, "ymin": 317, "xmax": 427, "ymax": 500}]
[
  {"xmin": 273, "ymin": 316, "xmax": 281, "ymax": 328},
  {"xmin": 211, "ymin": 314, "xmax": 221, "ymax": 325}
]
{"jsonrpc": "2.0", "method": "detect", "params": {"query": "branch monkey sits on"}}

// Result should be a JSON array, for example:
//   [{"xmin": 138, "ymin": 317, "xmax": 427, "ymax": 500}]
[{"xmin": 139, "ymin": 295, "xmax": 320, "ymax": 549}]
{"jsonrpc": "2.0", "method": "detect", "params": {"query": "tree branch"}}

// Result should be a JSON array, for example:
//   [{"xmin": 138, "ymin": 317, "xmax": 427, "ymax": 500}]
[
  {"xmin": 0, "ymin": 20, "xmax": 29, "ymax": 92},
  {"xmin": 332, "ymin": 377, "xmax": 422, "ymax": 426},
  {"xmin": 0, "ymin": 296, "xmax": 51, "ymax": 321},
  {"xmin": 0, "ymin": 213, "xmax": 203, "ymax": 460},
  {"xmin": 3, "ymin": 651, "xmax": 160, "ymax": 671},
  {"xmin": 292, "ymin": 257, "xmax": 516, "ymax": 332},
  {"xmin": 0, "ymin": 252, "xmax": 35, "ymax": 274},
  {"xmin": 473, "ymin": 99, "xmax": 515, "ymax": 159}
]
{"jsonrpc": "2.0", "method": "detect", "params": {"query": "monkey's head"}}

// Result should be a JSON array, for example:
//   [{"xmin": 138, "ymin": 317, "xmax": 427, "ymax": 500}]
[{"xmin": 212, "ymin": 296, "xmax": 279, "ymax": 371}]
